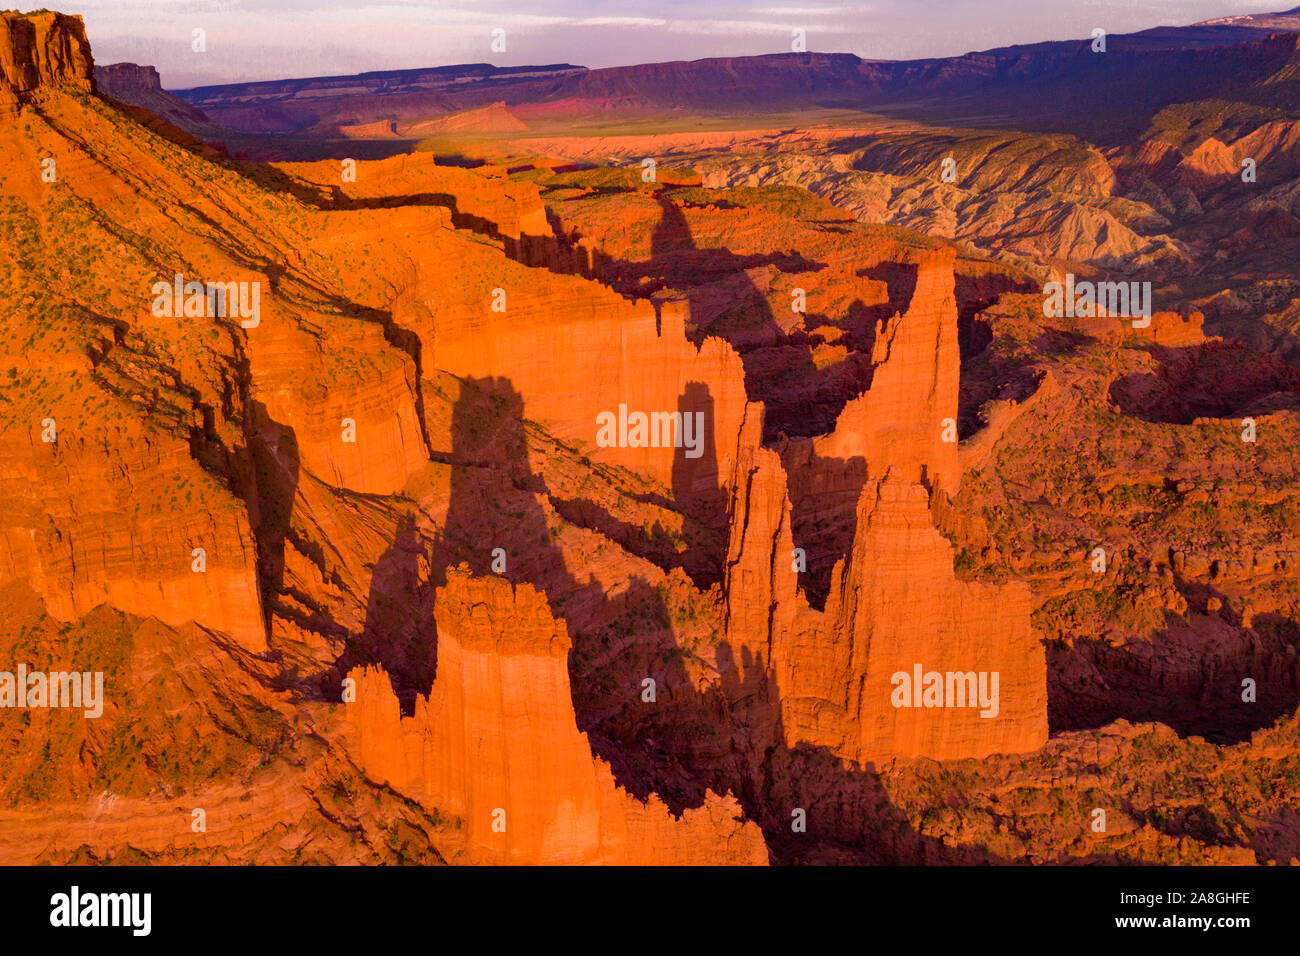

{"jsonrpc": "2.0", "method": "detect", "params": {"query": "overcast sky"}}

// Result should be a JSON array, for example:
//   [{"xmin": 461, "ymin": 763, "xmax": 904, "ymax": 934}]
[{"xmin": 61, "ymin": 0, "xmax": 1291, "ymax": 89}]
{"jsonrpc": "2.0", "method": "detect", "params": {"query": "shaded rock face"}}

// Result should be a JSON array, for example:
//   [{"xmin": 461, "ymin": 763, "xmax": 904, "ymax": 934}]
[
  {"xmin": 0, "ymin": 11, "xmax": 93, "ymax": 97},
  {"xmin": 94, "ymin": 62, "xmax": 160, "ymax": 94},
  {"xmin": 348, "ymin": 570, "xmax": 767, "ymax": 865}
]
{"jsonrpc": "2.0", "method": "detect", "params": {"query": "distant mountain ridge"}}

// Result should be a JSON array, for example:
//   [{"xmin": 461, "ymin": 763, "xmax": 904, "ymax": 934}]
[
  {"xmin": 163, "ymin": 14, "xmax": 1300, "ymax": 142},
  {"xmin": 180, "ymin": 62, "xmax": 585, "ymax": 101},
  {"xmin": 1195, "ymin": 5, "xmax": 1300, "ymax": 30}
]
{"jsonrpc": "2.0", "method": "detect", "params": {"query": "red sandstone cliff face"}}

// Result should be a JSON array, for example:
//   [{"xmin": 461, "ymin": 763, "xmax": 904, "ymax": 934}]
[
  {"xmin": 424, "ymin": 296, "xmax": 750, "ymax": 497},
  {"xmin": 93, "ymin": 62, "xmax": 160, "ymax": 95},
  {"xmin": 0, "ymin": 425, "xmax": 267, "ymax": 653},
  {"xmin": 721, "ymin": 414, "xmax": 800, "ymax": 680},
  {"xmin": 273, "ymin": 153, "xmax": 551, "ymax": 241},
  {"xmin": 348, "ymin": 570, "xmax": 767, "ymax": 864},
  {"xmin": 811, "ymin": 475, "xmax": 1046, "ymax": 761},
  {"xmin": 0, "ymin": 11, "xmax": 93, "ymax": 98},
  {"xmin": 294, "ymin": 202, "xmax": 755, "ymax": 500},
  {"xmin": 723, "ymin": 458, "xmax": 1049, "ymax": 766},
  {"xmin": 93, "ymin": 62, "xmax": 228, "ymax": 142},
  {"xmin": 0, "ymin": 60, "xmax": 470, "ymax": 648},
  {"xmin": 718, "ymin": 247, "xmax": 1046, "ymax": 762},
  {"xmin": 815, "ymin": 247, "xmax": 961, "ymax": 495}
]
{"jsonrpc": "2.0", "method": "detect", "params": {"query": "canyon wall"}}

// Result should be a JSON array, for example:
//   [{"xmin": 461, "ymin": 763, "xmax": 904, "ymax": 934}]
[
  {"xmin": 292, "ymin": 197, "xmax": 753, "ymax": 503},
  {"xmin": 0, "ymin": 429, "xmax": 266, "ymax": 652},
  {"xmin": 275, "ymin": 153, "xmax": 551, "ymax": 241},
  {"xmin": 415, "ymin": 280, "xmax": 752, "ymax": 499}
]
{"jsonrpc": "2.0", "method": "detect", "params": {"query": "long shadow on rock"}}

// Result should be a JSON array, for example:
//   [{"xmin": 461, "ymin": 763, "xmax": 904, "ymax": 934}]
[
  {"xmin": 670, "ymin": 380, "xmax": 729, "ymax": 589},
  {"xmin": 1110, "ymin": 341, "xmax": 1300, "ymax": 424},
  {"xmin": 710, "ymin": 640, "xmax": 1006, "ymax": 864},
  {"xmin": 954, "ymin": 270, "xmax": 1037, "ymax": 359},
  {"xmin": 644, "ymin": 193, "xmax": 840, "ymax": 442},
  {"xmin": 330, "ymin": 514, "xmax": 438, "ymax": 715},
  {"xmin": 547, "ymin": 382, "xmax": 728, "ymax": 593},
  {"xmin": 854, "ymin": 260, "xmax": 918, "ymax": 332},
  {"xmin": 776, "ymin": 441, "xmax": 868, "ymax": 611},
  {"xmin": 1047, "ymin": 608, "xmax": 1300, "ymax": 743},
  {"xmin": 246, "ymin": 399, "xmax": 300, "ymax": 636}
]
